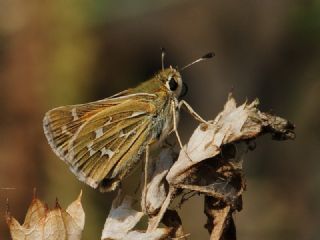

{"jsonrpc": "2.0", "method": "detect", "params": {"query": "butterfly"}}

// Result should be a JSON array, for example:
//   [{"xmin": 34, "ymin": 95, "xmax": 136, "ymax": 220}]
[{"xmin": 43, "ymin": 51, "xmax": 214, "ymax": 192}]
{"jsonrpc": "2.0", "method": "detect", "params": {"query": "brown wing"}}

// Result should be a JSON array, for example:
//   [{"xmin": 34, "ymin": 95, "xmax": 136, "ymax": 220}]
[{"xmin": 43, "ymin": 93, "xmax": 157, "ymax": 191}]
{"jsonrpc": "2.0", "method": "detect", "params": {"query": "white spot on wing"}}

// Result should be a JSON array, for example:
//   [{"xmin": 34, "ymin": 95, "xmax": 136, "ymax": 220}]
[
  {"xmin": 72, "ymin": 108, "xmax": 79, "ymax": 120},
  {"xmin": 89, "ymin": 149, "xmax": 96, "ymax": 156},
  {"xmin": 119, "ymin": 130, "xmax": 125, "ymax": 137},
  {"xmin": 130, "ymin": 111, "xmax": 145, "ymax": 117},
  {"xmin": 103, "ymin": 116, "xmax": 113, "ymax": 126},
  {"xmin": 95, "ymin": 127, "xmax": 104, "ymax": 138},
  {"xmin": 87, "ymin": 142, "xmax": 96, "ymax": 156},
  {"xmin": 101, "ymin": 147, "xmax": 114, "ymax": 158}
]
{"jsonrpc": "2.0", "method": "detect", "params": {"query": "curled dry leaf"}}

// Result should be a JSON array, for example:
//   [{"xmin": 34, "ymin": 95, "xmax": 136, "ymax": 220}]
[
  {"xmin": 143, "ymin": 94, "xmax": 295, "ymax": 238},
  {"xmin": 6, "ymin": 191, "xmax": 85, "ymax": 240},
  {"xmin": 166, "ymin": 95, "xmax": 294, "ymax": 186},
  {"xmin": 101, "ymin": 193, "xmax": 169, "ymax": 240},
  {"xmin": 141, "ymin": 147, "xmax": 176, "ymax": 215}
]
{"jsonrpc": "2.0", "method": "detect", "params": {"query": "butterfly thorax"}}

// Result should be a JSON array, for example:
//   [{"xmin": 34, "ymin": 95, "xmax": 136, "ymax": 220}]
[{"xmin": 129, "ymin": 68, "xmax": 182, "ymax": 143}]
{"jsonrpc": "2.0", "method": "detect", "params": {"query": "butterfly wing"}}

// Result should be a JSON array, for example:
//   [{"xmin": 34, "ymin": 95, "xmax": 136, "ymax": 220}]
[{"xmin": 43, "ymin": 93, "xmax": 158, "ymax": 191}]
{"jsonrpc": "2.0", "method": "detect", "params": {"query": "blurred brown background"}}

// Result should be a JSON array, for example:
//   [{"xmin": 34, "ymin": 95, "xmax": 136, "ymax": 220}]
[{"xmin": 0, "ymin": 0, "xmax": 319, "ymax": 239}]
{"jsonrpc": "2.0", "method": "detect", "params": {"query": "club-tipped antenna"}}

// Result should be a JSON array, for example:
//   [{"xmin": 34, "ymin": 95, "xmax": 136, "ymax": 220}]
[
  {"xmin": 180, "ymin": 52, "xmax": 215, "ymax": 71},
  {"xmin": 161, "ymin": 47, "xmax": 166, "ymax": 71}
]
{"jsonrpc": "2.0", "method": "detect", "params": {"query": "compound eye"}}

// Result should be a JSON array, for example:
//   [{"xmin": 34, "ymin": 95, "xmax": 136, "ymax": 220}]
[{"xmin": 168, "ymin": 77, "xmax": 178, "ymax": 91}]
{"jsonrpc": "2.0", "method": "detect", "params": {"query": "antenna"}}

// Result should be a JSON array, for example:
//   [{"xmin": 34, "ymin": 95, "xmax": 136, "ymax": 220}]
[
  {"xmin": 161, "ymin": 47, "xmax": 166, "ymax": 71},
  {"xmin": 180, "ymin": 52, "xmax": 215, "ymax": 71}
]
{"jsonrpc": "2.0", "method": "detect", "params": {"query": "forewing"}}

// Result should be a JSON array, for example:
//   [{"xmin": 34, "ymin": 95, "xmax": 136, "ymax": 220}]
[{"xmin": 43, "ymin": 93, "xmax": 157, "ymax": 189}]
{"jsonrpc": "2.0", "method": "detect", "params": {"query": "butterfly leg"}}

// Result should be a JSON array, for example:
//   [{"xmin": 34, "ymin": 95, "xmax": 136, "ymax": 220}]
[
  {"xmin": 169, "ymin": 100, "xmax": 207, "ymax": 159},
  {"xmin": 171, "ymin": 101, "xmax": 184, "ymax": 149},
  {"xmin": 144, "ymin": 144, "xmax": 150, "ymax": 190},
  {"xmin": 142, "ymin": 144, "xmax": 151, "ymax": 210},
  {"xmin": 178, "ymin": 100, "xmax": 208, "ymax": 123}
]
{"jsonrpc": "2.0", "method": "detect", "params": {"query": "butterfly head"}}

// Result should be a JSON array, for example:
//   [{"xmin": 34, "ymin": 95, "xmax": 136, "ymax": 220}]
[
  {"xmin": 158, "ymin": 67, "xmax": 186, "ymax": 98},
  {"xmin": 157, "ymin": 51, "xmax": 214, "ymax": 99}
]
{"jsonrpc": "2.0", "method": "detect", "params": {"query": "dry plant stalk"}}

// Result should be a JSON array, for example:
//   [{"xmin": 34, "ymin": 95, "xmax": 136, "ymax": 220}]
[{"xmin": 103, "ymin": 94, "xmax": 294, "ymax": 240}]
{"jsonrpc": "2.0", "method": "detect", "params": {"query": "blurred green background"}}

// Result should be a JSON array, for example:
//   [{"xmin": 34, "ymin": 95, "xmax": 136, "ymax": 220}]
[{"xmin": 1, "ymin": 0, "xmax": 319, "ymax": 239}]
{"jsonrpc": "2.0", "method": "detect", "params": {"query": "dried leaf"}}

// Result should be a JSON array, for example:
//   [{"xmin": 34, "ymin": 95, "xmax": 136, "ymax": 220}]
[
  {"xmin": 204, "ymin": 196, "xmax": 236, "ymax": 240},
  {"xmin": 24, "ymin": 195, "xmax": 47, "ymax": 229},
  {"xmin": 66, "ymin": 191, "xmax": 85, "ymax": 231},
  {"xmin": 101, "ymin": 194, "xmax": 169, "ymax": 240},
  {"xmin": 147, "ymin": 94, "xmax": 294, "ymax": 233},
  {"xmin": 6, "ymin": 191, "xmax": 85, "ymax": 240},
  {"xmin": 166, "ymin": 95, "xmax": 294, "ymax": 185},
  {"xmin": 141, "ymin": 147, "xmax": 175, "ymax": 215}
]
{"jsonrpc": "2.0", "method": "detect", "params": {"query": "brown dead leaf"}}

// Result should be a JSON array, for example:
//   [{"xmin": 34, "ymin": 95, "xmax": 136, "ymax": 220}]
[
  {"xmin": 147, "ymin": 94, "xmax": 295, "ymax": 234},
  {"xmin": 6, "ymin": 191, "xmax": 84, "ymax": 240},
  {"xmin": 141, "ymin": 147, "xmax": 176, "ymax": 215},
  {"xmin": 101, "ymin": 193, "xmax": 169, "ymax": 240}
]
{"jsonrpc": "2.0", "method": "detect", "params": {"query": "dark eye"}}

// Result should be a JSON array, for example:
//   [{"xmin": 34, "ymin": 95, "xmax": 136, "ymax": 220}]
[{"xmin": 169, "ymin": 77, "xmax": 178, "ymax": 91}]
